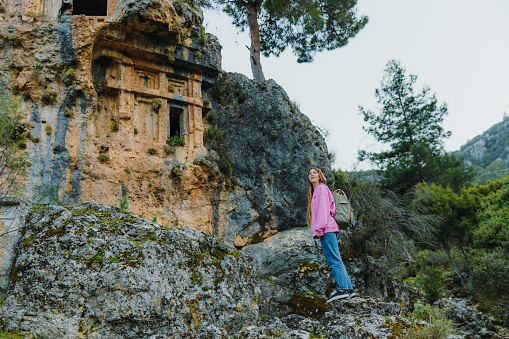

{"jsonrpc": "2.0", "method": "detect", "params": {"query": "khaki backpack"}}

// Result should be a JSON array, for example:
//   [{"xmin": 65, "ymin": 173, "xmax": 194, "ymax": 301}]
[{"xmin": 333, "ymin": 189, "xmax": 354, "ymax": 230}]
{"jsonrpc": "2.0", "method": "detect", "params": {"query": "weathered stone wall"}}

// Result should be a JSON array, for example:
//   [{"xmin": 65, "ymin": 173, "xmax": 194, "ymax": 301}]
[{"xmin": 0, "ymin": 0, "xmax": 332, "ymax": 243}]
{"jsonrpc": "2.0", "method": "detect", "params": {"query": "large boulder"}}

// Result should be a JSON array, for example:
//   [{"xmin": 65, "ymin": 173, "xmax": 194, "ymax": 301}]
[
  {"xmin": 205, "ymin": 73, "xmax": 333, "ymax": 240},
  {"xmin": 0, "ymin": 203, "xmax": 259, "ymax": 338},
  {"xmin": 240, "ymin": 228, "xmax": 393, "ymax": 319}
]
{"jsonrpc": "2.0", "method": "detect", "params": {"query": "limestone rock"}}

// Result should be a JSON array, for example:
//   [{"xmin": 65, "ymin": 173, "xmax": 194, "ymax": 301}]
[
  {"xmin": 205, "ymin": 73, "xmax": 333, "ymax": 240},
  {"xmin": 240, "ymin": 228, "xmax": 396, "ymax": 321},
  {"xmin": 238, "ymin": 296, "xmax": 418, "ymax": 339},
  {"xmin": 0, "ymin": 202, "xmax": 259, "ymax": 338},
  {"xmin": 0, "ymin": 0, "xmax": 331, "ymax": 244}
]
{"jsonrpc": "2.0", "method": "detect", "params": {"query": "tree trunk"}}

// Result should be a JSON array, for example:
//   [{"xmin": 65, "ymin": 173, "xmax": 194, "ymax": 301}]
[{"xmin": 245, "ymin": 0, "xmax": 265, "ymax": 82}]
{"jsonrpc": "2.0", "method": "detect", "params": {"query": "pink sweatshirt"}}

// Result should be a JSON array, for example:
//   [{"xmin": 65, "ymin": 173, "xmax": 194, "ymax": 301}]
[{"xmin": 310, "ymin": 184, "xmax": 339, "ymax": 237}]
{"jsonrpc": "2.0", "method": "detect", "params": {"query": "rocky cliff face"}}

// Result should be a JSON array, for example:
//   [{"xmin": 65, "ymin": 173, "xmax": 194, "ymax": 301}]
[
  {"xmin": 203, "ymin": 72, "xmax": 333, "ymax": 243},
  {"xmin": 0, "ymin": 0, "xmax": 331, "ymax": 245},
  {"xmin": 0, "ymin": 0, "xmax": 331, "ymax": 244}
]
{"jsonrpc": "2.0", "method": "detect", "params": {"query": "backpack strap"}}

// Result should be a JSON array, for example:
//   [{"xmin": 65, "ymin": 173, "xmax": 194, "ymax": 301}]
[{"xmin": 333, "ymin": 189, "xmax": 348, "ymax": 200}]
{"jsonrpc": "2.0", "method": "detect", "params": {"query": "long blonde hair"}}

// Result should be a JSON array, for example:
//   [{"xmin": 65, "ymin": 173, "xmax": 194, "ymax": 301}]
[{"xmin": 306, "ymin": 167, "xmax": 327, "ymax": 227}]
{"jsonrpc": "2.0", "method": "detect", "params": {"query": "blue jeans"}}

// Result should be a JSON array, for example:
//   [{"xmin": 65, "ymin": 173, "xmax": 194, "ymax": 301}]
[{"xmin": 320, "ymin": 232, "xmax": 353, "ymax": 291}]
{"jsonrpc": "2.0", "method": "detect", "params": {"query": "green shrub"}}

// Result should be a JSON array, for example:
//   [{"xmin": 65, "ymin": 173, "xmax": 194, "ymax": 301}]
[
  {"xmin": 218, "ymin": 147, "xmax": 232, "ymax": 177},
  {"xmin": 0, "ymin": 330, "xmax": 29, "ymax": 338},
  {"xmin": 417, "ymin": 266, "xmax": 445, "ymax": 304},
  {"xmin": 203, "ymin": 128, "xmax": 224, "ymax": 143},
  {"xmin": 64, "ymin": 108, "xmax": 73, "ymax": 118},
  {"xmin": 16, "ymin": 139, "xmax": 27, "ymax": 150},
  {"xmin": 41, "ymin": 88, "xmax": 57, "ymax": 105},
  {"xmin": 237, "ymin": 92, "xmax": 247, "ymax": 103},
  {"xmin": 148, "ymin": 148, "xmax": 157, "ymax": 155},
  {"xmin": 471, "ymin": 249, "xmax": 509, "ymax": 299},
  {"xmin": 120, "ymin": 195, "xmax": 129, "ymax": 212},
  {"xmin": 124, "ymin": 168, "xmax": 130, "ymax": 174},
  {"xmin": 45, "ymin": 125, "xmax": 52, "ymax": 135},
  {"xmin": 206, "ymin": 111, "xmax": 217, "ymax": 122},
  {"xmin": 27, "ymin": 133, "xmax": 39, "ymax": 144},
  {"xmin": 166, "ymin": 133, "xmax": 184, "ymax": 146},
  {"xmin": 97, "ymin": 154, "xmax": 109, "ymax": 163},
  {"xmin": 405, "ymin": 300, "xmax": 453, "ymax": 339},
  {"xmin": 151, "ymin": 98, "xmax": 162, "ymax": 111},
  {"xmin": 199, "ymin": 26, "xmax": 207, "ymax": 45},
  {"xmin": 25, "ymin": 11, "xmax": 36, "ymax": 19},
  {"xmin": 194, "ymin": 51, "xmax": 202, "ymax": 60},
  {"xmin": 110, "ymin": 121, "xmax": 118, "ymax": 132},
  {"xmin": 0, "ymin": 92, "xmax": 31, "ymax": 199},
  {"xmin": 64, "ymin": 68, "xmax": 76, "ymax": 85}
]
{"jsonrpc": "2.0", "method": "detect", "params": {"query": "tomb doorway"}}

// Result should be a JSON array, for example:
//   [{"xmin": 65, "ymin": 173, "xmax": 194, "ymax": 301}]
[
  {"xmin": 73, "ymin": 0, "xmax": 108, "ymax": 16},
  {"xmin": 169, "ymin": 105, "xmax": 183, "ymax": 140}
]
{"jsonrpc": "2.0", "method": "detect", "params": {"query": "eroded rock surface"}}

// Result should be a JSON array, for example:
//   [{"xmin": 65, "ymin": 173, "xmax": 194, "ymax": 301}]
[
  {"xmin": 204, "ymin": 73, "xmax": 333, "ymax": 240},
  {"xmin": 1, "ymin": 203, "xmax": 503, "ymax": 338},
  {"xmin": 0, "ymin": 0, "xmax": 332, "ymax": 244},
  {"xmin": 0, "ymin": 202, "xmax": 259, "ymax": 338},
  {"xmin": 240, "ymin": 228, "xmax": 393, "ymax": 320}
]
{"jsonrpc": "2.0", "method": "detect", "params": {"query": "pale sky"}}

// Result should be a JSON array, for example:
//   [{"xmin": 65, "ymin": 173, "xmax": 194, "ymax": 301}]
[{"xmin": 203, "ymin": 0, "xmax": 509, "ymax": 171}]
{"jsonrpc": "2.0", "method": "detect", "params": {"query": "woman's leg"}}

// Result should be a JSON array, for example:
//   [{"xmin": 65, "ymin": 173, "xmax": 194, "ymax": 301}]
[{"xmin": 320, "ymin": 232, "xmax": 353, "ymax": 291}]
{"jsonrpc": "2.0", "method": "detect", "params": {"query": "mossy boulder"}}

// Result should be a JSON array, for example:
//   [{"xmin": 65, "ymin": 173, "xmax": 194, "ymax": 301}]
[{"xmin": 1, "ymin": 202, "xmax": 259, "ymax": 338}]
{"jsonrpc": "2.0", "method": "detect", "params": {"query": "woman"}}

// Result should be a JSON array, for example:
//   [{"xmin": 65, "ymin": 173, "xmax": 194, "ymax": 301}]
[{"xmin": 307, "ymin": 167, "xmax": 356, "ymax": 303}]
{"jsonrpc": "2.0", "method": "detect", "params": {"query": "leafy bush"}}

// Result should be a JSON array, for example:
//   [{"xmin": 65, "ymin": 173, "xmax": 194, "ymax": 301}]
[
  {"xmin": 332, "ymin": 169, "xmax": 437, "ymax": 262},
  {"xmin": 64, "ymin": 108, "xmax": 74, "ymax": 118},
  {"xmin": 151, "ymin": 98, "xmax": 162, "ymax": 111},
  {"xmin": 0, "ymin": 93, "xmax": 29, "ymax": 199},
  {"xmin": 417, "ymin": 266, "xmax": 445, "ymax": 304},
  {"xmin": 203, "ymin": 128, "xmax": 224, "ymax": 144},
  {"xmin": 199, "ymin": 26, "xmax": 207, "ymax": 45},
  {"xmin": 120, "ymin": 195, "xmax": 129, "ymax": 212},
  {"xmin": 217, "ymin": 147, "xmax": 232, "ymax": 177},
  {"xmin": 64, "ymin": 68, "xmax": 76, "ymax": 85},
  {"xmin": 166, "ymin": 133, "xmax": 184, "ymax": 146},
  {"xmin": 472, "ymin": 179, "xmax": 509, "ymax": 250},
  {"xmin": 41, "ymin": 88, "xmax": 57, "ymax": 105},
  {"xmin": 405, "ymin": 300, "xmax": 453, "ymax": 339},
  {"xmin": 470, "ymin": 249, "xmax": 509, "ymax": 298},
  {"xmin": 147, "ymin": 148, "xmax": 157, "ymax": 155},
  {"xmin": 206, "ymin": 111, "xmax": 216, "ymax": 122},
  {"xmin": 97, "ymin": 154, "xmax": 109, "ymax": 163},
  {"xmin": 110, "ymin": 121, "xmax": 118, "ymax": 132}
]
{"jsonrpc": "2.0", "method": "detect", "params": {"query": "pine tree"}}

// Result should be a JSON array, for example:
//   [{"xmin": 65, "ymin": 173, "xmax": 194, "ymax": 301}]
[
  {"xmin": 359, "ymin": 60, "xmax": 473, "ymax": 192},
  {"xmin": 200, "ymin": 0, "xmax": 368, "ymax": 82}
]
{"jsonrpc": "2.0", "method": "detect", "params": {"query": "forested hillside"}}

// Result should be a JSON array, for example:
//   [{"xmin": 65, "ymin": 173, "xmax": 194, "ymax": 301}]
[{"xmin": 454, "ymin": 115, "xmax": 509, "ymax": 184}]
